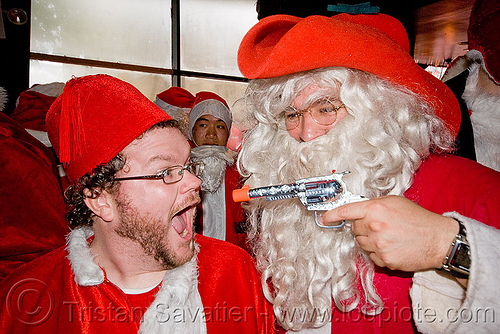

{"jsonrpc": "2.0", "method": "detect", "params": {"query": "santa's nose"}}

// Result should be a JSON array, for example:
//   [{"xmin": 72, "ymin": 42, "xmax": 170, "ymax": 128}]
[{"xmin": 298, "ymin": 113, "xmax": 326, "ymax": 142}]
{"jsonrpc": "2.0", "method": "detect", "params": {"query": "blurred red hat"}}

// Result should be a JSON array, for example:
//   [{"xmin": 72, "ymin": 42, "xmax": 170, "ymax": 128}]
[
  {"xmin": 467, "ymin": 0, "xmax": 500, "ymax": 84},
  {"xmin": 46, "ymin": 74, "xmax": 171, "ymax": 182},
  {"xmin": 155, "ymin": 86, "xmax": 195, "ymax": 109},
  {"xmin": 10, "ymin": 83, "xmax": 64, "ymax": 132},
  {"xmin": 238, "ymin": 13, "xmax": 460, "ymax": 138}
]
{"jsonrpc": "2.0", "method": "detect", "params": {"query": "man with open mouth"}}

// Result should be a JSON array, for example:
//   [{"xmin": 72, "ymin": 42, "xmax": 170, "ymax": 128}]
[{"xmin": 0, "ymin": 74, "xmax": 274, "ymax": 333}]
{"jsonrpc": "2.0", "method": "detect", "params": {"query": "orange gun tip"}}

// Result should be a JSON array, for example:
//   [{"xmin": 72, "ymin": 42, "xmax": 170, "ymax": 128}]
[{"xmin": 232, "ymin": 184, "xmax": 251, "ymax": 202}]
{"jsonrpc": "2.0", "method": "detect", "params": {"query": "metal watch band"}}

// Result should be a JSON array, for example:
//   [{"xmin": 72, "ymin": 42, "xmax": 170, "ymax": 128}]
[{"xmin": 439, "ymin": 218, "xmax": 470, "ymax": 278}]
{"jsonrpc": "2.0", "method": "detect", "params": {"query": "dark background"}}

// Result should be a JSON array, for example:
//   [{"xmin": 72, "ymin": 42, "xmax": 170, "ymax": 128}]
[{"xmin": 1, "ymin": 0, "xmax": 30, "ymax": 115}]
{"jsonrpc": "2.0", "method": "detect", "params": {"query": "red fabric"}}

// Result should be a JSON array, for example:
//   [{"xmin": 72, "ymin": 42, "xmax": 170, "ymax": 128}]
[
  {"xmin": 335, "ymin": 13, "xmax": 410, "ymax": 53},
  {"xmin": 45, "ymin": 75, "xmax": 171, "ymax": 182},
  {"xmin": 237, "ymin": 14, "xmax": 461, "ymax": 138},
  {"xmin": 156, "ymin": 87, "xmax": 195, "ymax": 108},
  {"xmin": 0, "ymin": 113, "xmax": 68, "ymax": 281},
  {"xmin": 328, "ymin": 154, "xmax": 500, "ymax": 332},
  {"xmin": 195, "ymin": 166, "xmax": 249, "ymax": 251},
  {"xmin": 0, "ymin": 235, "xmax": 275, "ymax": 333},
  {"xmin": 10, "ymin": 91, "xmax": 57, "ymax": 132},
  {"xmin": 468, "ymin": 0, "xmax": 500, "ymax": 83},
  {"xmin": 197, "ymin": 235, "xmax": 274, "ymax": 333}
]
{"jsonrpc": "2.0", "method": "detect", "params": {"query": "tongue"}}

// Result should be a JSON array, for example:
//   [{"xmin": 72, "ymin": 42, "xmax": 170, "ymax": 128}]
[{"xmin": 171, "ymin": 215, "xmax": 187, "ymax": 235}]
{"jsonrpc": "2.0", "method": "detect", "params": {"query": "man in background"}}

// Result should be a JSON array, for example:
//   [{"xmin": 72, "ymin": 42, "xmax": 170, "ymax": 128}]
[{"xmin": 188, "ymin": 92, "xmax": 248, "ymax": 250}]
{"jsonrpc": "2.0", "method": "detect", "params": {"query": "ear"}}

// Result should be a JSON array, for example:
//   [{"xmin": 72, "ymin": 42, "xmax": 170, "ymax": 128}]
[{"xmin": 83, "ymin": 188, "xmax": 115, "ymax": 222}]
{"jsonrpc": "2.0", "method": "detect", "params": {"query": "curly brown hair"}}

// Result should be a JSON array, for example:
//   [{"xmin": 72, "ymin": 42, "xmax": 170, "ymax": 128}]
[{"xmin": 64, "ymin": 119, "xmax": 179, "ymax": 228}]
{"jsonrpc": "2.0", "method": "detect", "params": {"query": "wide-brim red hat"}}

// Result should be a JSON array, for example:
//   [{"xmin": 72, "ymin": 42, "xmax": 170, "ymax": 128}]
[
  {"xmin": 467, "ymin": 0, "xmax": 500, "ymax": 84},
  {"xmin": 238, "ymin": 13, "xmax": 460, "ymax": 138},
  {"xmin": 46, "ymin": 74, "xmax": 171, "ymax": 182}
]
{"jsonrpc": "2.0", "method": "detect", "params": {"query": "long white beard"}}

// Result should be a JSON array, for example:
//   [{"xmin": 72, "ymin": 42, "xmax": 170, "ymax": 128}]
[
  {"xmin": 190, "ymin": 146, "xmax": 236, "ymax": 192},
  {"xmin": 463, "ymin": 65, "xmax": 500, "ymax": 172},
  {"xmin": 238, "ymin": 109, "xmax": 428, "ymax": 330}
]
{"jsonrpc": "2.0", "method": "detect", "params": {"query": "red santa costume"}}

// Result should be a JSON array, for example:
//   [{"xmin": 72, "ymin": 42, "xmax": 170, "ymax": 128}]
[
  {"xmin": 0, "ymin": 230, "xmax": 273, "ymax": 333},
  {"xmin": 0, "ymin": 85, "xmax": 68, "ymax": 281},
  {"xmin": 0, "ymin": 75, "xmax": 274, "ymax": 333},
  {"xmin": 236, "ymin": 12, "xmax": 500, "ymax": 333},
  {"xmin": 188, "ymin": 92, "xmax": 248, "ymax": 250}
]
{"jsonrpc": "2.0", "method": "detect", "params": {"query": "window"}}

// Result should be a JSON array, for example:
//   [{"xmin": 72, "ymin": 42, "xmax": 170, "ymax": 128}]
[{"xmin": 30, "ymin": 0, "xmax": 258, "ymax": 106}]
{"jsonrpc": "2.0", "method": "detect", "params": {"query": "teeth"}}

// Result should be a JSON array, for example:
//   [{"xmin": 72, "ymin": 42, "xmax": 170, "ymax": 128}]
[{"xmin": 180, "ymin": 228, "xmax": 188, "ymax": 238}]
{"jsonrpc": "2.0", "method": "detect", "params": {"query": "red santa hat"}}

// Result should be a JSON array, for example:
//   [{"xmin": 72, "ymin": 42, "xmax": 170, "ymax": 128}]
[
  {"xmin": 155, "ymin": 86, "xmax": 195, "ymax": 110},
  {"xmin": 46, "ymin": 74, "xmax": 171, "ymax": 182},
  {"xmin": 188, "ymin": 91, "xmax": 232, "ymax": 143},
  {"xmin": 467, "ymin": 0, "xmax": 500, "ymax": 84},
  {"xmin": 238, "ymin": 13, "xmax": 461, "ymax": 138}
]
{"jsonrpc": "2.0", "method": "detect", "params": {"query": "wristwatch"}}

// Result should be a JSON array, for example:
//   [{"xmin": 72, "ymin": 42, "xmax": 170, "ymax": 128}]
[{"xmin": 440, "ymin": 218, "xmax": 470, "ymax": 278}]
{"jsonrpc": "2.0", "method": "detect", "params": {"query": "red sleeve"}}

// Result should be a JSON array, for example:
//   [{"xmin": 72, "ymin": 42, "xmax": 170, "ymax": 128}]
[{"xmin": 405, "ymin": 154, "xmax": 500, "ymax": 228}]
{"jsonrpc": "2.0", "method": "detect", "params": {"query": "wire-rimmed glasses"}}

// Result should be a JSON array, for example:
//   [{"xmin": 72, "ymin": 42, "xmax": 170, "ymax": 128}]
[
  {"xmin": 114, "ymin": 161, "xmax": 204, "ymax": 184},
  {"xmin": 284, "ymin": 98, "xmax": 345, "ymax": 130}
]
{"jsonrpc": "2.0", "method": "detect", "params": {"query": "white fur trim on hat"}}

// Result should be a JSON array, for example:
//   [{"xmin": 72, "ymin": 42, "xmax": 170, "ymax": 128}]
[
  {"xmin": 188, "ymin": 99, "xmax": 232, "ymax": 143},
  {"xmin": 466, "ymin": 50, "xmax": 499, "ymax": 84}
]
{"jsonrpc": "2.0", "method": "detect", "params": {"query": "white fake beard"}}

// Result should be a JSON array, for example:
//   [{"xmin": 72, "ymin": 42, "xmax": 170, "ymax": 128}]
[
  {"xmin": 190, "ymin": 146, "xmax": 236, "ymax": 192},
  {"xmin": 239, "ymin": 112, "xmax": 424, "ymax": 330},
  {"xmin": 463, "ymin": 66, "xmax": 500, "ymax": 172}
]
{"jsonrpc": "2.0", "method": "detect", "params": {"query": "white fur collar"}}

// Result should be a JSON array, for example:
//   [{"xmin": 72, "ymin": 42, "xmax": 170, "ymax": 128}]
[
  {"xmin": 67, "ymin": 227, "xmax": 104, "ymax": 286},
  {"xmin": 66, "ymin": 227, "xmax": 206, "ymax": 333}
]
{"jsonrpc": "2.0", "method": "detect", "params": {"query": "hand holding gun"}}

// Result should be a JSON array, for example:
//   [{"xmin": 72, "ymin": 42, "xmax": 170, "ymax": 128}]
[{"xmin": 232, "ymin": 171, "xmax": 366, "ymax": 228}]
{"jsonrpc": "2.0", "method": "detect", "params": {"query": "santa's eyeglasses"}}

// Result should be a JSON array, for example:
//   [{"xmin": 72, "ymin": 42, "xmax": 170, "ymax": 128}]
[
  {"xmin": 284, "ymin": 98, "xmax": 345, "ymax": 130},
  {"xmin": 114, "ymin": 161, "xmax": 204, "ymax": 185}
]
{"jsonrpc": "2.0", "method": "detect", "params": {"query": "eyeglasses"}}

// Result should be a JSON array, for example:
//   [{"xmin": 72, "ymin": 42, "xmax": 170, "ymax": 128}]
[
  {"xmin": 114, "ymin": 162, "xmax": 204, "ymax": 185},
  {"xmin": 284, "ymin": 98, "xmax": 345, "ymax": 130}
]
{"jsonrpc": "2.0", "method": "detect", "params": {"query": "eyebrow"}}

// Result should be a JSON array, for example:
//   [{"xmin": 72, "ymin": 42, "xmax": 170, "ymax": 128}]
[
  {"xmin": 197, "ymin": 116, "xmax": 225, "ymax": 123},
  {"xmin": 146, "ymin": 154, "xmax": 180, "ymax": 167}
]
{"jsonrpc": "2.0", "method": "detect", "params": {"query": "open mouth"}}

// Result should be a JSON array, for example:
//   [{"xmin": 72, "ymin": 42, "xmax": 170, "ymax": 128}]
[{"xmin": 170, "ymin": 197, "xmax": 200, "ymax": 240}]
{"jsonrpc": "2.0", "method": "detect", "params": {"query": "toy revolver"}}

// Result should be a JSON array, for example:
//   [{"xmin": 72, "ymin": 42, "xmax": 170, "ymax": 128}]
[{"xmin": 232, "ymin": 171, "xmax": 366, "ymax": 229}]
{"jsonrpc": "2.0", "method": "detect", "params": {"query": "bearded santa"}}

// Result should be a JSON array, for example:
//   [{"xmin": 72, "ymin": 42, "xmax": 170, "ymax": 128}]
[
  {"xmin": 235, "ymin": 11, "xmax": 500, "ymax": 333},
  {"xmin": 188, "ymin": 92, "xmax": 248, "ymax": 249}
]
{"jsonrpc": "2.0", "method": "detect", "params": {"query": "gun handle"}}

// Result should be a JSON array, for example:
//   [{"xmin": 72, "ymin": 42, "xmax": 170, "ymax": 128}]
[{"xmin": 233, "ymin": 184, "xmax": 251, "ymax": 202}]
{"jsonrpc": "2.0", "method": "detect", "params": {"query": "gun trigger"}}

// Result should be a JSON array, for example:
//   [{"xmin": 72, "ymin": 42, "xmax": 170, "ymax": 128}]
[{"xmin": 314, "ymin": 211, "xmax": 346, "ymax": 229}]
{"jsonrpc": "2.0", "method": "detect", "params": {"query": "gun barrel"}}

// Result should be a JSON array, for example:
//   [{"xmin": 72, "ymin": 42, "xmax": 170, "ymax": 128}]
[{"xmin": 232, "ymin": 183, "xmax": 299, "ymax": 203}]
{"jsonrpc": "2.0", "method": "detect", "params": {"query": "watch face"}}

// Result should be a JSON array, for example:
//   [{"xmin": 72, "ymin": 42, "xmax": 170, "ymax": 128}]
[{"xmin": 450, "ymin": 241, "xmax": 471, "ymax": 271}]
